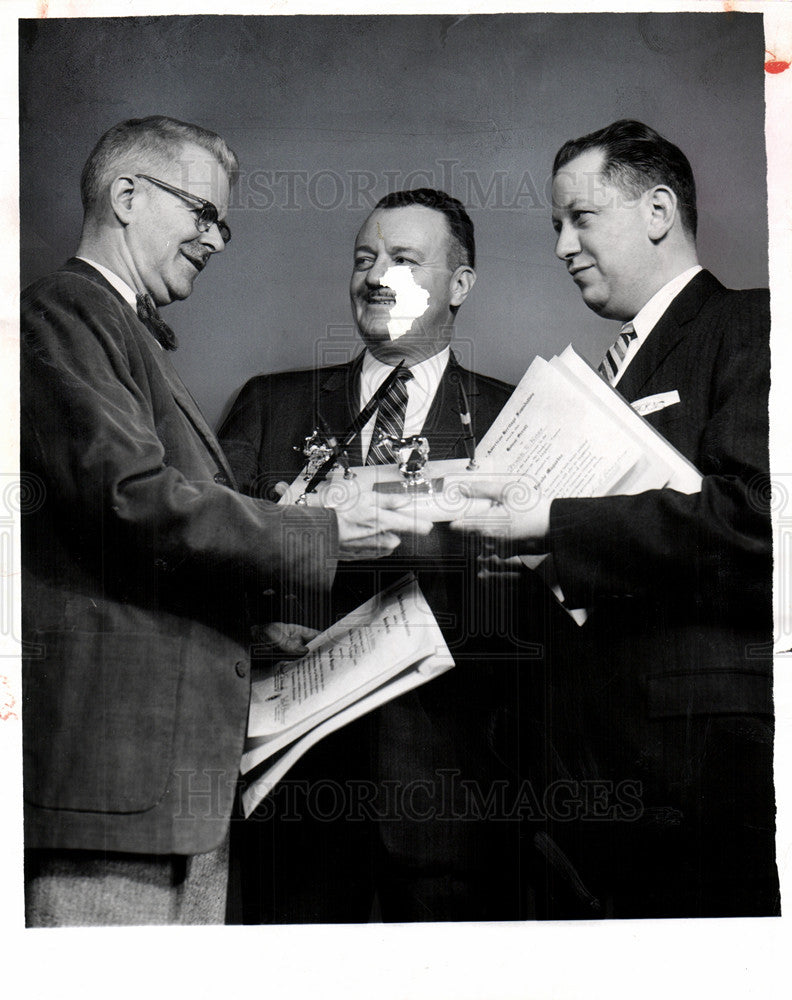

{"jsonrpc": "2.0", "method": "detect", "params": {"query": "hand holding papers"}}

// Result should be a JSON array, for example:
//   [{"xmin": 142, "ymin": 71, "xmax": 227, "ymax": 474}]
[
  {"xmin": 251, "ymin": 621, "xmax": 319, "ymax": 657},
  {"xmin": 241, "ymin": 577, "xmax": 454, "ymax": 816},
  {"xmin": 446, "ymin": 346, "xmax": 702, "ymax": 622},
  {"xmin": 447, "ymin": 344, "xmax": 700, "ymax": 508},
  {"xmin": 470, "ymin": 351, "xmax": 652, "ymax": 497},
  {"xmin": 285, "ymin": 347, "xmax": 702, "ymax": 552}
]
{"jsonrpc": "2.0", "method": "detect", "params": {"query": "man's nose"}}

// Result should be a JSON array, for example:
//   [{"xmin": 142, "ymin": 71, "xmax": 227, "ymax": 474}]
[
  {"xmin": 554, "ymin": 223, "xmax": 579, "ymax": 261},
  {"xmin": 364, "ymin": 254, "xmax": 390, "ymax": 285},
  {"xmin": 202, "ymin": 223, "xmax": 227, "ymax": 253}
]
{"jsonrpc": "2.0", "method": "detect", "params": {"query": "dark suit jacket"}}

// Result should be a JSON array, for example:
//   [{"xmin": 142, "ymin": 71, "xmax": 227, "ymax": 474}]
[
  {"xmin": 220, "ymin": 352, "xmax": 533, "ymax": 921},
  {"xmin": 544, "ymin": 270, "xmax": 777, "ymax": 916},
  {"xmin": 21, "ymin": 259, "xmax": 337, "ymax": 856}
]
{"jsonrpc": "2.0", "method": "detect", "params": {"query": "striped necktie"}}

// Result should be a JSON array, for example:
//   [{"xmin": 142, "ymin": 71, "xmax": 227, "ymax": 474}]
[
  {"xmin": 365, "ymin": 368, "xmax": 414, "ymax": 465},
  {"xmin": 598, "ymin": 322, "xmax": 637, "ymax": 385}
]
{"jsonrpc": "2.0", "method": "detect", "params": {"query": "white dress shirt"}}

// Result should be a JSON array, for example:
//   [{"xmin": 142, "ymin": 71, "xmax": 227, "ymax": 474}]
[
  {"xmin": 358, "ymin": 347, "xmax": 451, "ymax": 462},
  {"xmin": 612, "ymin": 265, "xmax": 702, "ymax": 385},
  {"xmin": 77, "ymin": 257, "xmax": 164, "ymax": 349},
  {"xmin": 77, "ymin": 256, "xmax": 138, "ymax": 308}
]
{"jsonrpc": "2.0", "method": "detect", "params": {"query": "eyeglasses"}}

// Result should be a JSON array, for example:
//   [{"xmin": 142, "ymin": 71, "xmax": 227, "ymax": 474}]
[{"xmin": 135, "ymin": 174, "xmax": 231, "ymax": 244}]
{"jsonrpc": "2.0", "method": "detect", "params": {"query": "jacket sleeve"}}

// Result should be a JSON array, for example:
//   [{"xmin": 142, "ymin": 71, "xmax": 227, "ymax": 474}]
[
  {"xmin": 218, "ymin": 375, "xmax": 271, "ymax": 496},
  {"xmin": 21, "ymin": 274, "xmax": 338, "ymax": 615},
  {"xmin": 548, "ymin": 289, "xmax": 771, "ymax": 613}
]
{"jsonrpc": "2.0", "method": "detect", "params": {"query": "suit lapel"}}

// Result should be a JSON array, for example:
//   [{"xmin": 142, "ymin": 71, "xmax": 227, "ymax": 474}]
[
  {"xmin": 60, "ymin": 258, "xmax": 238, "ymax": 487},
  {"xmin": 316, "ymin": 355, "xmax": 365, "ymax": 466},
  {"xmin": 421, "ymin": 352, "xmax": 477, "ymax": 460},
  {"xmin": 62, "ymin": 256, "xmax": 129, "ymax": 307},
  {"xmin": 156, "ymin": 356, "xmax": 238, "ymax": 486},
  {"xmin": 618, "ymin": 270, "xmax": 724, "ymax": 400}
]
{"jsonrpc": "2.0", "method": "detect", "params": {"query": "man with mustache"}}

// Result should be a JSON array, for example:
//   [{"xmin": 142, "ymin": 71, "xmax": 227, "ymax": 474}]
[
  {"xmin": 220, "ymin": 188, "xmax": 538, "ymax": 922},
  {"xmin": 21, "ymin": 116, "xmax": 425, "ymax": 926},
  {"xmin": 453, "ymin": 120, "xmax": 778, "ymax": 917}
]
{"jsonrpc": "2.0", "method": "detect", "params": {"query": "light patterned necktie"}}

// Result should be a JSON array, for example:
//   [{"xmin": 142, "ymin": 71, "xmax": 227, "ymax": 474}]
[
  {"xmin": 598, "ymin": 322, "xmax": 637, "ymax": 385},
  {"xmin": 365, "ymin": 368, "xmax": 414, "ymax": 465}
]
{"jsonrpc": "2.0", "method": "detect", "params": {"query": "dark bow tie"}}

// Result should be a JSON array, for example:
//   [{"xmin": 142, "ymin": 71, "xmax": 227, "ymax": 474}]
[{"xmin": 136, "ymin": 293, "xmax": 178, "ymax": 351}]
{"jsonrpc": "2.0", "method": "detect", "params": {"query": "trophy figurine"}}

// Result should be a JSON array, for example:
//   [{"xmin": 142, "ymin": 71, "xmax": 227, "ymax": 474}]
[
  {"xmin": 293, "ymin": 427, "xmax": 356, "ymax": 507},
  {"xmin": 295, "ymin": 427, "xmax": 355, "ymax": 482},
  {"xmin": 375, "ymin": 433, "xmax": 433, "ymax": 492},
  {"xmin": 295, "ymin": 428, "xmax": 333, "ymax": 481}
]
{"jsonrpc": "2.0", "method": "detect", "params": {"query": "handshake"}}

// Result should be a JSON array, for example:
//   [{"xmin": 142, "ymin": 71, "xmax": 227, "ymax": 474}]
[
  {"xmin": 334, "ymin": 489, "xmax": 436, "ymax": 561},
  {"xmin": 274, "ymin": 479, "xmax": 434, "ymax": 562},
  {"xmin": 275, "ymin": 474, "xmax": 551, "ymax": 563}
]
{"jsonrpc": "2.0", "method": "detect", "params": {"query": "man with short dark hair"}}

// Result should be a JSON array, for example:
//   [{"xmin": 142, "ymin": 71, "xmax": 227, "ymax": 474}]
[
  {"xmin": 21, "ymin": 116, "xmax": 425, "ymax": 926},
  {"xmin": 454, "ymin": 120, "xmax": 778, "ymax": 917},
  {"xmin": 219, "ymin": 188, "xmax": 528, "ymax": 922},
  {"xmin": 223, "ymin": 188, "xmax": 486, "ymax": 484}
]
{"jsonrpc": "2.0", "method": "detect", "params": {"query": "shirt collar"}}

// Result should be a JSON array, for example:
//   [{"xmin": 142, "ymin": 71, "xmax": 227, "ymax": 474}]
[
  {"xmin": 630, "ymin": 265, "xmax": 703, "ymax": 341},
  {"xmin": 76, "ymin": 257, "xmax": 165, "ymax": 350},
  {"xmin": 76, "ymin": 257, "xmax": 138, "ymax": 309},
  {"xmin": 360, "ymin": 346, "xmax": 451, "ymax": 402}
]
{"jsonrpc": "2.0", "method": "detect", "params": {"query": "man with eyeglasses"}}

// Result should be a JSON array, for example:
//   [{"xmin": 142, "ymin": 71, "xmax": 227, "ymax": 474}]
[{"xmin": 21, "ymin": 115, "xmax": 428, "ymax": 926}]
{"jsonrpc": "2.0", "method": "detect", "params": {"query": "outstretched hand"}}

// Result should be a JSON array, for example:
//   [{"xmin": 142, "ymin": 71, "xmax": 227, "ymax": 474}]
[
  {"xmin": 448, "ymin": 476, "xmax": 552, "ymax": 557},
  {"xmin": 335, "ymin": 490, "xmax": 434, "ymax": 561},
  {"xmin": 273, "ymin": 479, "xmax": 433, "ymax": 561}
]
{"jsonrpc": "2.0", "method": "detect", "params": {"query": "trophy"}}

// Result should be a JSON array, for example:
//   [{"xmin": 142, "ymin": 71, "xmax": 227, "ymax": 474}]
[
  {"xmin": 374, "ymin": 433, "xmax": 433, "ymax": 493},
  {"xmin": 295, "ymin": 428, "xmax": 332, "ymax": 481},
  {"xmin": 295, "ymin": 427, "xmax": 355, "ymax": 481},
  {"xmin": 293, "ymin": 426, "xmax": 356, "ymax": 506},
  {"xmin": 290, "ymin": 364, "xmax": 412, "ymax": 505}
]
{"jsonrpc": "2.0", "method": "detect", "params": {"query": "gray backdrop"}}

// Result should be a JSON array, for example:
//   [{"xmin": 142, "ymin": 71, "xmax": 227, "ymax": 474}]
[{"xmin": 20, "ymin": 12, "xmax": 768, "ymax": 428}]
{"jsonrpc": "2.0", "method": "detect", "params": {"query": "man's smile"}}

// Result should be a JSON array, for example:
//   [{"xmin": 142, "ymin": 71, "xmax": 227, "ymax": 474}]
[{"xmin": 181, "ymin": 248, "xmax": 208, "ymax": 272}]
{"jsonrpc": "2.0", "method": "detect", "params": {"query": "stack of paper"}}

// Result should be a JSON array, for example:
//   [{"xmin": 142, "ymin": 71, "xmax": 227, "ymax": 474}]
[
  {"xmin": 241, "ymin": 576, "xmax": 454, "ymax": 816},
  {"xmin": 475, "ymin": 345, "xmax": 700, "ymax": 498},
  {"xmin": 470, "ymin": 346, "xmax": 702, "ymax": 623}
]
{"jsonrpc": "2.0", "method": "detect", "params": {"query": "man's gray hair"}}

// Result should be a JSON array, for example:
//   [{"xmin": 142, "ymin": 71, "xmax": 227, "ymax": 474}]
[{"xmin": 80, "ymin": 115, "xmax": 239, "ymax": 216}]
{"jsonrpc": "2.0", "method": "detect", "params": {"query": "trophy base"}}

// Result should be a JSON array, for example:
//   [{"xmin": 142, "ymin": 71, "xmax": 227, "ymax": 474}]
[{"xmin": 372, "ymin": 478, "xmax": 444, "ymax": 495}]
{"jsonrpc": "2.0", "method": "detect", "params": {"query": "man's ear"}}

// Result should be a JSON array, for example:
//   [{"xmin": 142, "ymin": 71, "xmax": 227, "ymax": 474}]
[
  {"xmin": 646, "ymin": 185, "xmax": 677, "ymax": 241},
  {"xmin": 450, "ymin": 266, "xmax": 476, "ymax": 308},
  {"xmin": 108, "ymin": 175, "xmax": 138, "ymax": 226}
]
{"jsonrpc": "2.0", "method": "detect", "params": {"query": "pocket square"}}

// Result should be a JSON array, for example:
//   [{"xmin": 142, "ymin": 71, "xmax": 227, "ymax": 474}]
[{"xmin": 631, "ymin": 390, "xmax": 681, "ymax": 416}]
